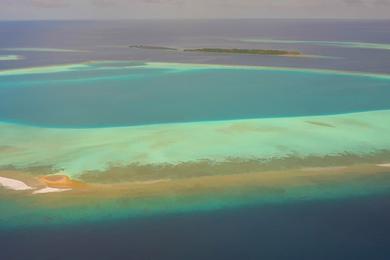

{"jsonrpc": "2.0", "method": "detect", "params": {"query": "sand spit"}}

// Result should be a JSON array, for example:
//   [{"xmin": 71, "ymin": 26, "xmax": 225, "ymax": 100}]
[{"xmin": 0, "ymin": 176, "xmax": 33, "ymax": 191}]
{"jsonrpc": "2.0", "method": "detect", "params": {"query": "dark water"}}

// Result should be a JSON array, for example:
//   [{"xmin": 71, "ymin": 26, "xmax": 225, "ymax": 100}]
[
  {"xmin": 1, "ymin": 19, "xmax": 390, "ymax": 73},
  {"xmin": 1, "ymin": 196, "xmax": 390, "ymax": 260}
]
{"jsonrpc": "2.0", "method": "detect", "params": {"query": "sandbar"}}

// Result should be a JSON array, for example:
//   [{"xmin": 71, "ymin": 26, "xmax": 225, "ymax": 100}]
[{"xmin": 0, "ymin": 176, "xmax": 33, "ymax": 191}]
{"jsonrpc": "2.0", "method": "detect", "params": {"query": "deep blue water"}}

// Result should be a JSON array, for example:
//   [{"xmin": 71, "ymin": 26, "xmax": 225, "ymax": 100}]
[{"xmin": 1, "ymin": 196, "xmax": 390, "ymax": 260}]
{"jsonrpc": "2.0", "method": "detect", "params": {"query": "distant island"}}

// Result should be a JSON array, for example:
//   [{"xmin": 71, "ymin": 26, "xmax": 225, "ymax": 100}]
[
  {"xmin": 129, "ymin": 45, "xmax": 302, "ymax": 56},
  {"xmin": 185, "ymin": 48, "xmax": 301, "ymax": 56}
]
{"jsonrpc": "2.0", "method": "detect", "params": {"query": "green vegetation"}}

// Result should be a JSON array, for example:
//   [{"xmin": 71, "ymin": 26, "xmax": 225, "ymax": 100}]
[
  {"xmin": 129, "ymin": 45, "xmax": 301, "ymax": 56},
  {"xmin": 185, "ymin": 48, "xmax": 301, "ymax": 56}
]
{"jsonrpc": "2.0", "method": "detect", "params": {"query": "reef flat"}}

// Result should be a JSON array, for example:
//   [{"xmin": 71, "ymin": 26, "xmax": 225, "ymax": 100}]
[
  {"xmin": 1, "ymin": 110, "xmax": 390, "ymax": 229},
  {"xmin": 1, "ymin": 110, "xmax": 390, "ymax": 176}
]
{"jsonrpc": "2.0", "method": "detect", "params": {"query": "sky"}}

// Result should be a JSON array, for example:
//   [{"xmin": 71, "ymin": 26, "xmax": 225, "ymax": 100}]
[{"xmin": 0, "ymin": 0, "xmax": 389, "ymax": 20}]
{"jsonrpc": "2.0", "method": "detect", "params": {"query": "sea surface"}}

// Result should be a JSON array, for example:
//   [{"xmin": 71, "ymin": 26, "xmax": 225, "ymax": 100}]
[{"xmin": 1, "ymin": 19, "xmax": 390, "ymax": 259}]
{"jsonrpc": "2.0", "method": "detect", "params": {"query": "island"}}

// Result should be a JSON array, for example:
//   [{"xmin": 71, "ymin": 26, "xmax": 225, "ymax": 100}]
[
  {"xmin": 129, "ymin": 45, "xmax": 302, "ymax": 56},
  {"xmin": 184, "ymin": 48, "xmax": 302, "ymax": 56}
]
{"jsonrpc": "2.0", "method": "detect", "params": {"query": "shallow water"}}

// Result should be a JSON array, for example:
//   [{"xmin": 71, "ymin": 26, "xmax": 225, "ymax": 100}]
[{"xmin": 1, "ymin": 109, "xmax": 390, "ymax": 175}]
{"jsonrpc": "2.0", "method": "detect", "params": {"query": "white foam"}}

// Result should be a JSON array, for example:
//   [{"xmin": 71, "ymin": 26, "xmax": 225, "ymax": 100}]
[
  {"xmin": 377, "ymin": 163, "xmax": 390, "ymax": 167},
  {"xmin": 33, "ymin": 187, "xmax": 71, "ymax": 194},
  {"xmin": 0, "ymin": 176, "xmax": 33, "ymax": 191}
]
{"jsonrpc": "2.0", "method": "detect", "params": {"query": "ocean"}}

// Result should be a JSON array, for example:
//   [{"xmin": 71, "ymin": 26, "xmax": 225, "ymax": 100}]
[{"xmin": 1, "ymin": 19, "xmax": 390, "ymax": 259}]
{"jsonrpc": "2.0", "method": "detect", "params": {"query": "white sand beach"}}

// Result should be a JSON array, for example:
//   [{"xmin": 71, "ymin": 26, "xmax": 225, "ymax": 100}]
[{"xmin": 0, "ymin": 176, "xmax": 33, "ymax": 191}]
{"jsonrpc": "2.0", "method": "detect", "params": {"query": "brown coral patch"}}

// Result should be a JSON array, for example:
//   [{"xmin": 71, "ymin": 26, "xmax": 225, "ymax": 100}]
[{"xmin": 39, "ymin": 175, "xmax": 86, "ymax": 189}]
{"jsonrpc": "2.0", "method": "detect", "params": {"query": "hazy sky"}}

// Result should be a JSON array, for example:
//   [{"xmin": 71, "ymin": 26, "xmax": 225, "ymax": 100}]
[{"xmin": 0, "ymin": 0, "xmax": 389, "ymax": 20}]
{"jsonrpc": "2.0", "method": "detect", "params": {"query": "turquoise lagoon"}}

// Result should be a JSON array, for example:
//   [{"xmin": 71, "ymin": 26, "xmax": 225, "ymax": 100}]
[{"xmin": 1, "ymin": 61, "xmax": 390, "ymax": 128}]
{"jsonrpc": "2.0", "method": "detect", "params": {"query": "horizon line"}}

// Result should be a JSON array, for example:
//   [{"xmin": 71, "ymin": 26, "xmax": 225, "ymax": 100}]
[{"xmin": 1, "ymin": 17, "xmax": 390, "ymax": 22}]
